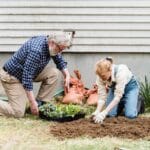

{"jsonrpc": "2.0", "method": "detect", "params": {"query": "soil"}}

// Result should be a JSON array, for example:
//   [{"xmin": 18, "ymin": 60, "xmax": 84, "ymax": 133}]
[{"xmin": 50, "ymin": 117, "xmax": 150, "ymax": 140}]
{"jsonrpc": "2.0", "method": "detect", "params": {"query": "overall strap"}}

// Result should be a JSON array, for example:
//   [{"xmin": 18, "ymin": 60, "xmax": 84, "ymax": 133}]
[
  {"xmin": 114, "ymin": 65, "xmax": 119, "ymax": 78},
  {"xmin": 108, "ymin": 65, "xmax": 119, "ymax": 87}
]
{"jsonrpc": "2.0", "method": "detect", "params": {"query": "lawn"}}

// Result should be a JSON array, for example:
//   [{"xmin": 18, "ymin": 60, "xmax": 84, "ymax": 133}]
[{"xmin": 0, "ymin": 114, "xmax": 150, "ymax": 150}]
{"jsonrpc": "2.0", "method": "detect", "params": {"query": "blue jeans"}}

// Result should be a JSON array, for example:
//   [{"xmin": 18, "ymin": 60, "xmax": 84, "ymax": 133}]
[{"xmin": 106, "ymin": 77, "xmax": 139, "ymax": 118}]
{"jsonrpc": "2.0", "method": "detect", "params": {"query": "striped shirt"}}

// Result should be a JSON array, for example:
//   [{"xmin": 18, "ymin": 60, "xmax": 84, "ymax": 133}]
[{"xmin": 3, "ymin": 36, "xmax": 67, "ymax": 91}]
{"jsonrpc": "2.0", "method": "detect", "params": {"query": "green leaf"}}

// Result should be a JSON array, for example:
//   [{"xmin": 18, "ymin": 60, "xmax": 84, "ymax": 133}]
[{"xmin": 140, "ymin": 75, "xmax": 150, "ymax": 111}]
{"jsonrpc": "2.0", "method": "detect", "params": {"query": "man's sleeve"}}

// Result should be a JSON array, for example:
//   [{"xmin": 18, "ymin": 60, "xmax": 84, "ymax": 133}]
[
  {"xmin": 22, "ymin": 51, "xmax": 41, "ymax": 91},
  {"xmin": 52, "ymin": 53, "xmax": 67, "ymax": 70}
]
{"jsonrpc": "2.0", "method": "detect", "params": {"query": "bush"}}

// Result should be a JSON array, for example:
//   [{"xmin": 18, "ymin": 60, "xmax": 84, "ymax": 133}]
[{"xmin": 140, "ymin": 76, "xmax": 150, "ymax": 112}]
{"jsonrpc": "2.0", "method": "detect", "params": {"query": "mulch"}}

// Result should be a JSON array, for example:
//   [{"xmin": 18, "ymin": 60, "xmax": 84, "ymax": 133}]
[{"xmin": 50, "ymin": 116, "xmax": 150, "ymax": 140}]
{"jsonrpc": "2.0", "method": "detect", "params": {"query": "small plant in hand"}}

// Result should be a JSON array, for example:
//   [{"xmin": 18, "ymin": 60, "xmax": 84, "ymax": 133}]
[{"xmin": 140, "ymin": 76, "xmax": 150, "ymax": 112}]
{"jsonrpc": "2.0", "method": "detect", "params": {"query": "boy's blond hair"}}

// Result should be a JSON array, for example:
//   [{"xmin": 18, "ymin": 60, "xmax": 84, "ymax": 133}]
[{"xmin": 95, "ymin": 57, "xmax": 113, "ymax": 76}]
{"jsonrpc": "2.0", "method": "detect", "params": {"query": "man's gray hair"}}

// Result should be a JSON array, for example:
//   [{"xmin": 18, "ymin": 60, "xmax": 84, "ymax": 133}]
[{"xmin": 48, "ymin": 31, "xmax": 75, "ymax": 48}]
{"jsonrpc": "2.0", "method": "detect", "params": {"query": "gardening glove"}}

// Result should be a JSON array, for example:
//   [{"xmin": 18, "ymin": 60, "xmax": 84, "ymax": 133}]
[
  {"xmin": 91, "ymin": 109, "xmax": 99, "ymax": 116},
  {"xmin": 93, "ymin": 110, "xmax": 107, "ymax": 124}
]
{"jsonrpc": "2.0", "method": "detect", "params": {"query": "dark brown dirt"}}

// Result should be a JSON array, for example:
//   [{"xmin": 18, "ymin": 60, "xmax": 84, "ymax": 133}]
[{"xmin": 50, "ymin": 117, "xmax": 150, "ymax": 140}]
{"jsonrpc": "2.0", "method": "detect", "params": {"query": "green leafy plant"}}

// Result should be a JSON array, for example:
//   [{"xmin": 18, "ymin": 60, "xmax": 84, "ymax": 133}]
[
  {"xmin": 39, "ymin": 103, "xmax": 86, "ymax": 120},
  {"xmin": 140, "ymin": 76, "xmax": 150, "ymax": 112},
  {"xmin": 39, "ymin": 102, "xmax": 96, "ymax": 121}
]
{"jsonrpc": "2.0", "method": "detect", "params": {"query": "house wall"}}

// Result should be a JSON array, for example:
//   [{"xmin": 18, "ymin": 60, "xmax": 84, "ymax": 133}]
[{"xmin": 0, "ymin": 0, "xmax": 150, "ymax": 94}]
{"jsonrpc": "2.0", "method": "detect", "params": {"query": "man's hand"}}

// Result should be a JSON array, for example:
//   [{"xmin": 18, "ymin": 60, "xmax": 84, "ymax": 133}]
[
  {"xmin": 25, "ymin": 90, "xmax": 39, "ymax": 116},
  {"xmin": 30, "ymin": 101, "xmax": 39, "ymax": 116},
  {"xmin": 93, "ymin": 110, "xmax": 107, "ymax": 124},
  {"xmin": 62, "ymin": 68, "xmax": 70, "ymax": 93},
  {"xmin": 64, "ymin": 75, "xmax": 70, "ymax": 93}
]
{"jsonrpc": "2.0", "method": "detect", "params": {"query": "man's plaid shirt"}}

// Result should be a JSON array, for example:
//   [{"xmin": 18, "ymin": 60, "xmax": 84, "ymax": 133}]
[{"xmin": 3, "ymin": 36, "xmax": 67, "ymax": 91}]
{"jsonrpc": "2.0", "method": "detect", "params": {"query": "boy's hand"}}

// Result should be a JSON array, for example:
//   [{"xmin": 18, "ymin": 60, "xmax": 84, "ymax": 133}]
[{"xmin": 93, "ymin": 110, "xmax": 107, "ymax": 124}]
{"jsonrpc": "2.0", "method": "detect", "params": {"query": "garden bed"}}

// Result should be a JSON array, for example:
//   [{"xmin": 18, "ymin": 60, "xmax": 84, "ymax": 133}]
[{"xmin": 50, "ymin": 116, "xmax": 150, "ymax": 140}]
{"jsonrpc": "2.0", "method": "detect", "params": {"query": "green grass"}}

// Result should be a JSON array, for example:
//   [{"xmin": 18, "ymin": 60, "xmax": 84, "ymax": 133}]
[{"xmin": 0, "ymin": 114, "xmax": 150, "ymax": 150}]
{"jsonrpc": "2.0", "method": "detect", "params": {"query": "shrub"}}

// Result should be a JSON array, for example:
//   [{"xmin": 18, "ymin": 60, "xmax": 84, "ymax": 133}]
[{"xmin": 140, "ymin": 76, "xmax": 150, "ymax": 112}]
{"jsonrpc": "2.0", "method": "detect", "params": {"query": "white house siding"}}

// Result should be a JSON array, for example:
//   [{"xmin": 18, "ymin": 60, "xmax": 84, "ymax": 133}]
[{"xmin": 0, "ymin": 0, "xmax": 149, "ymax": 89}]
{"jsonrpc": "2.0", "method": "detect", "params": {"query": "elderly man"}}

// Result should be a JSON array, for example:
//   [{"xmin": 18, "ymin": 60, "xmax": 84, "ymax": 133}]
[{"xmin": 0, "ymin": 31, "xmax": 75, "ymax": 118}]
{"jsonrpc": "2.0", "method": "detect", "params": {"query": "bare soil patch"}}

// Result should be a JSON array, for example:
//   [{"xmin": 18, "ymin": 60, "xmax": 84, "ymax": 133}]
[{"xmin": 50, "ymin": 117, "xmax": 150, "ymax": 140}]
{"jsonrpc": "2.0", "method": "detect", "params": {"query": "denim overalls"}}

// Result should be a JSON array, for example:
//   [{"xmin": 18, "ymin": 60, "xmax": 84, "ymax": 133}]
[{"xmin": 106, "ymin": 66, "xmax": 139, "ymax": 118}]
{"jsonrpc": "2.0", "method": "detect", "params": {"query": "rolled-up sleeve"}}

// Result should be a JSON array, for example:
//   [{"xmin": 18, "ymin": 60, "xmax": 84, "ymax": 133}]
[
  {"xmin": 96, "ymin": 76, "xmax": 108, "ymax": 102},
  {"xmin": 52, "ymin": 53, "xmax": 67, "ymax": 70},
  {"xmin": 22, "ymin": 51, "xmax": 41, "ymax": 91}
]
